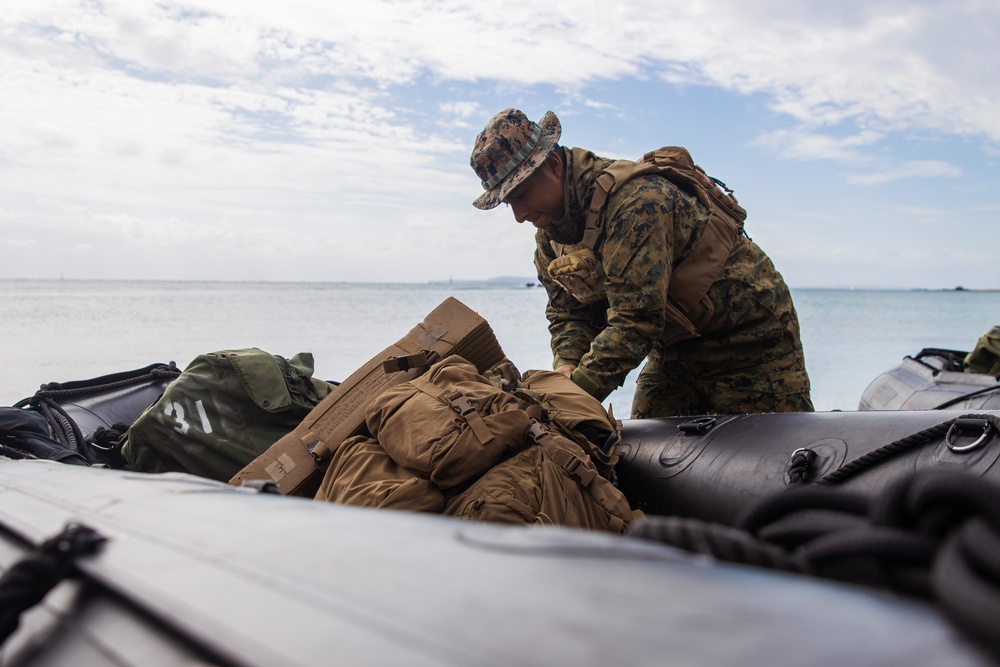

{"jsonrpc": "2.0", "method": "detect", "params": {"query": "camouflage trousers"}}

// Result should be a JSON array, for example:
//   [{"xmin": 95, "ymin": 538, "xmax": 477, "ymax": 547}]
[{"xmin": 630, "ymin": 348, "xmax": 814, "ymax": 419}]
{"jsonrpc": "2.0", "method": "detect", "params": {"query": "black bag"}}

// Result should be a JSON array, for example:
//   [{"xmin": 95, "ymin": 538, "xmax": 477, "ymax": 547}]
[{"xmin": 0, "ymin": 407, "xmax": 90, "ymax": 465}]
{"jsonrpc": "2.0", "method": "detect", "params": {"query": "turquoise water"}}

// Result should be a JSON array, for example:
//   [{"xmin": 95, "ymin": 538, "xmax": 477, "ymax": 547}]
[{"xmin": 1, "ymin": 279, "xmax": 997, "ymax": 415}]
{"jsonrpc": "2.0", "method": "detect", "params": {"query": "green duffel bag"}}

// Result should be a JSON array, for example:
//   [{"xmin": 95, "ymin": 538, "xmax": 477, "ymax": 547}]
[{"xmin": 121, "ymin": 348, "xmax": 336, "ymax": 482}]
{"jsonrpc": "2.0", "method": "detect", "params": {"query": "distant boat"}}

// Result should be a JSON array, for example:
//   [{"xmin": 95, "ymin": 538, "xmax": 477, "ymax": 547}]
[{"xmin": 860, "ymin": 346, "xmax": 1000, "ymax": 410}]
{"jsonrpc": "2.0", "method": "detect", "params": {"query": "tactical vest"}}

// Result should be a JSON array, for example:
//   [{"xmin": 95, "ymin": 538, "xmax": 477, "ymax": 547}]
[{"xmin": 548, "ymin": 147, "xmax": 747, "ymax": 347}]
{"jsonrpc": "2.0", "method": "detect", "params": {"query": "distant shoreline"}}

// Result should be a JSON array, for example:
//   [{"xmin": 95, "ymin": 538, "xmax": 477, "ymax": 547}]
[{"xmin": 0, "ymin": 277, "xmax": 997, "ymax": 292}]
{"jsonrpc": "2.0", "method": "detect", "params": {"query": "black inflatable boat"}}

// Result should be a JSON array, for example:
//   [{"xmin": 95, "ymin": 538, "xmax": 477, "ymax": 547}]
[{"xmin": 3, "ymin": 361, "xmax": 1000, "ymax": 666}]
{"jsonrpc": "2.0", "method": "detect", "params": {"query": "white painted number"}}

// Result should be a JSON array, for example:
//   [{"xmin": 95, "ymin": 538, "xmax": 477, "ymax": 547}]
[{"xmin": 165, "ymin": 399, "xmax": 213, "ymax": 435}]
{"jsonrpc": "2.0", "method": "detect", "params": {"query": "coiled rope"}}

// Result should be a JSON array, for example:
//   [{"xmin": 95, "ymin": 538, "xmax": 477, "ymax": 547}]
[{"xmin": 629, "ymin": 468, "xmax": 1000, "ymax": 654}]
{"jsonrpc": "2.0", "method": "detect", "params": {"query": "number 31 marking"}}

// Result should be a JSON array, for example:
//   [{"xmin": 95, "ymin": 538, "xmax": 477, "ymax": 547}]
[{"xmin": 165, "ymin": 399, "xmax": 214, "ymax": 435}]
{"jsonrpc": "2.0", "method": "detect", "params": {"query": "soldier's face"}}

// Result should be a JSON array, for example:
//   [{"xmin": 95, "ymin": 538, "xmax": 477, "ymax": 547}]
[{"xmin": 503, "ymin": 155, "xmax": 564, "ymax": 230}]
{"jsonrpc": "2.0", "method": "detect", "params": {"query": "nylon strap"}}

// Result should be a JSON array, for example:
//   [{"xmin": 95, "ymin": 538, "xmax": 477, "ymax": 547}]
[
  {"xmin": 528, "ymin": 421, "xmax": 597, "ymax": 487},
  {"xmin": 528, "ymin": 421, "xmax": 625, "ymax": 532},
  {"xmin": 581, "ymin": 171, "xmax": 617, "ymax": 250},
  {"xmin": 382, "ymin": 352, "xmax": 431, "ymax": 374}
]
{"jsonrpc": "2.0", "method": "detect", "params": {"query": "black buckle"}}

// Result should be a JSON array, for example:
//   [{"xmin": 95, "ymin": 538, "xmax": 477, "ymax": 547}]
[{"xmin": 678, "ymin": 417, "xmax": 717, "ymax": 434}]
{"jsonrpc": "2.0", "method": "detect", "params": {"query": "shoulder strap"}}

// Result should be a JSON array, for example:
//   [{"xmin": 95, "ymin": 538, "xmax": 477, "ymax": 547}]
[
  {"xmin": 581, "ymin": 161, "xmax": 661, "ymax": 250},
  {"xmin": 527, "ymin": 421, "xmax": 628, "ymax": 533}
]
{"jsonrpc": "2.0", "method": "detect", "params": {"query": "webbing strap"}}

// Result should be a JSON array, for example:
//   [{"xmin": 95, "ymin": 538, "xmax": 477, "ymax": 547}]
[
  {"xmin": 413, "ymin": 377, "xmax": 494, "ymax": 445},
  {"xmin": 444, "ymin": 391, "xmax": 495, "ymax": 445},
  {"xmin": 529, "ymin": 421, "xmax": 626, "ymax": 532},
  {"xmin": 528, "ymin": 422, "xmax": 597, "ymax": 487},
  {"xmin": 413, "ymin": 375, "xmax": 447, "ymax": 401},
  {"xmin": 550, "ymin": 447, "xmax": 598, "ymax": 487},
  {"xmin": 381, "ymin": 351, "xmax": 432, "ymax": 374},
  {"xmin": 581, "ymin": 171, "xmax": 617, "ymax": 249}
]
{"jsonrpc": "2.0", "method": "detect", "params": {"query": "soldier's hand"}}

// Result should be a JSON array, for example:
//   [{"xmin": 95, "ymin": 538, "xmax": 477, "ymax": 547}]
[{"xmin": 555, "ymin": 364, "xmax": 576, "ymax": 378}]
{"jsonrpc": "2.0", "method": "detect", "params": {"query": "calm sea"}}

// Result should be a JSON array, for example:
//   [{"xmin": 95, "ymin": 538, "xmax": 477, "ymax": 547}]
[{"xmin": 1, "ymin": 279, "xmax": 997, "ymax": 415}]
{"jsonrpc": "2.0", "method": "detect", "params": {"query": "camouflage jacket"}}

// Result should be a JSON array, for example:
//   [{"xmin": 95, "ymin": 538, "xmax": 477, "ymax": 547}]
[{"xmin": 534, "ymin": 147, "xmax": 806, "ymax": 401}]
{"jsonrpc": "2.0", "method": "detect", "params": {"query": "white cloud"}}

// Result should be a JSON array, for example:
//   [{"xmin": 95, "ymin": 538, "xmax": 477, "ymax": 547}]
[
  {"xmin": 8, "ymin": 1, "xmax": 999, "ymax": 143},
  {"xmin": 894, "ymin": 205, "xmax": 950, "ymax": 218},
  {"xmin": 848, "ymin": 160, "xmax": 962, "ymax": 185},
  {"xmin": 0, "ymin": 0, "xmax": 997, "ymax": 285},
  {"xmin": 636, "ymin": 2, "xmax": 1000, "ymax": 142},
  {"xmin": 753, "ymin": 129, "xmax": 885, "ymax": 162}
]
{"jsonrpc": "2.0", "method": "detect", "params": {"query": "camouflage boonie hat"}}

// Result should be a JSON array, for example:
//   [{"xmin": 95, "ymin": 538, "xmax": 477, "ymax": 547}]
[{"xmin": 470, "ymin": 108, "xmax": 562, "ymax": 210}]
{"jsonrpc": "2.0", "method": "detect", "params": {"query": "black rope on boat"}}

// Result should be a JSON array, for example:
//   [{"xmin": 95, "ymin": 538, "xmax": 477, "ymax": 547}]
[
  {"xmin": 0, "ymin": 523, "xmax": 107, "ymax": 646},
  {"xmin": 628, "ymin": 516, "xmax": 805, "ymax": 572},
  {"xmin": 11, "ymin": 363, "xmax": 181, "ymax": 466},
  {"xmin": 739, "ymin": 485, "xmax": 872, "ymax": 537},
  {"xmin": 14, "ymin": 363, "xmax": 181, "ymax": 408},
  {"xmin": 783, "ymin": 414, "xmax": 1000, "ymax": 489},
  {"xmin": 815, "ymin": 418, "xmax": 958, "ymax": 486},
  {"xmin": 89, "ymin": 423, "xmax": 131, "ymax": 448},
  {"xmin": 786, "ymin": 448, "xmax": 817, "ymax": 485},
  {"xmin": 35, "ymin": 399, "xmax": 85, "ymax": 452},
  {"xmin": 627, "ymin": 469, "xmax": 1000, "ymax": 655}
]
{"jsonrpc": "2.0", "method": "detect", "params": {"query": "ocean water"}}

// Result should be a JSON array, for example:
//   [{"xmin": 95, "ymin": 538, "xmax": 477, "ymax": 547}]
[{"xmin": 1, "ymin": 279, "xmax": 997, "ymax": 415}]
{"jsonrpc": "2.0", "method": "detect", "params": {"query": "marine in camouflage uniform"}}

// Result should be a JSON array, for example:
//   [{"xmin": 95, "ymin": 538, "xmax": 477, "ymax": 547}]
[{"xmin": 470, "ymin": 108, "xmax": 813, "ymax": 417}]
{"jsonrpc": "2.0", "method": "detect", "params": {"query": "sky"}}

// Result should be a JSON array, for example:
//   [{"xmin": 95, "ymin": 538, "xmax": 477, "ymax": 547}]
[{"xmin": 1, "ymin": 0, "xmax": 998, "ymax": 289}]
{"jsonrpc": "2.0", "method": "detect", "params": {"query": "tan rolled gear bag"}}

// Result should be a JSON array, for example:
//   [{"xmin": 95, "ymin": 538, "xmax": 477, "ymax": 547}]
[
  {"xmin": 314, "ymin": 434, "xmax": 447, "ymax": 512},
  {"xmin": 445, "ymin": 421, "xmax": 636, "ymax": 532},
  {"xmin": 520, "ymin": 369, "xmax": 621, "ymax": 479},
  {"xmin": 366, "ymin": 355, "xmax": 534, "ymax": 490},
  {"xmin": 229, "ymin": 297, "xmax": 506, "ymax": 496}
]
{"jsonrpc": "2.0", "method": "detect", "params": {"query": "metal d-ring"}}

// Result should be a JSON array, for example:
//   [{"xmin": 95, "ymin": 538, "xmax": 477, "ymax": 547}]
[{"xmin": 946, "ymin": 418, "xmax": 993, "ymax": 453}]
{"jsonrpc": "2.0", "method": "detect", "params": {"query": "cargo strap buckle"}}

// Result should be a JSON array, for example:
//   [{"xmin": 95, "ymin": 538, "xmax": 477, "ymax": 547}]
[
  {"xmin": 528, "ymin": 421, "xmax": 598, "ymax": 487},
  {"xmin": 678, "ymin": 417, "xmax": 717, "ymax": 434},
  {"xmin": 445, "ymin": 390, "xmax": 494, "ymax": 445},
  {"xmin": 382, "ymin": 351, "xmax": 431, "ymax": 374},
  {"xmin": 557, "ymin": 451, "xmax": 598, "ymax": 487}
]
